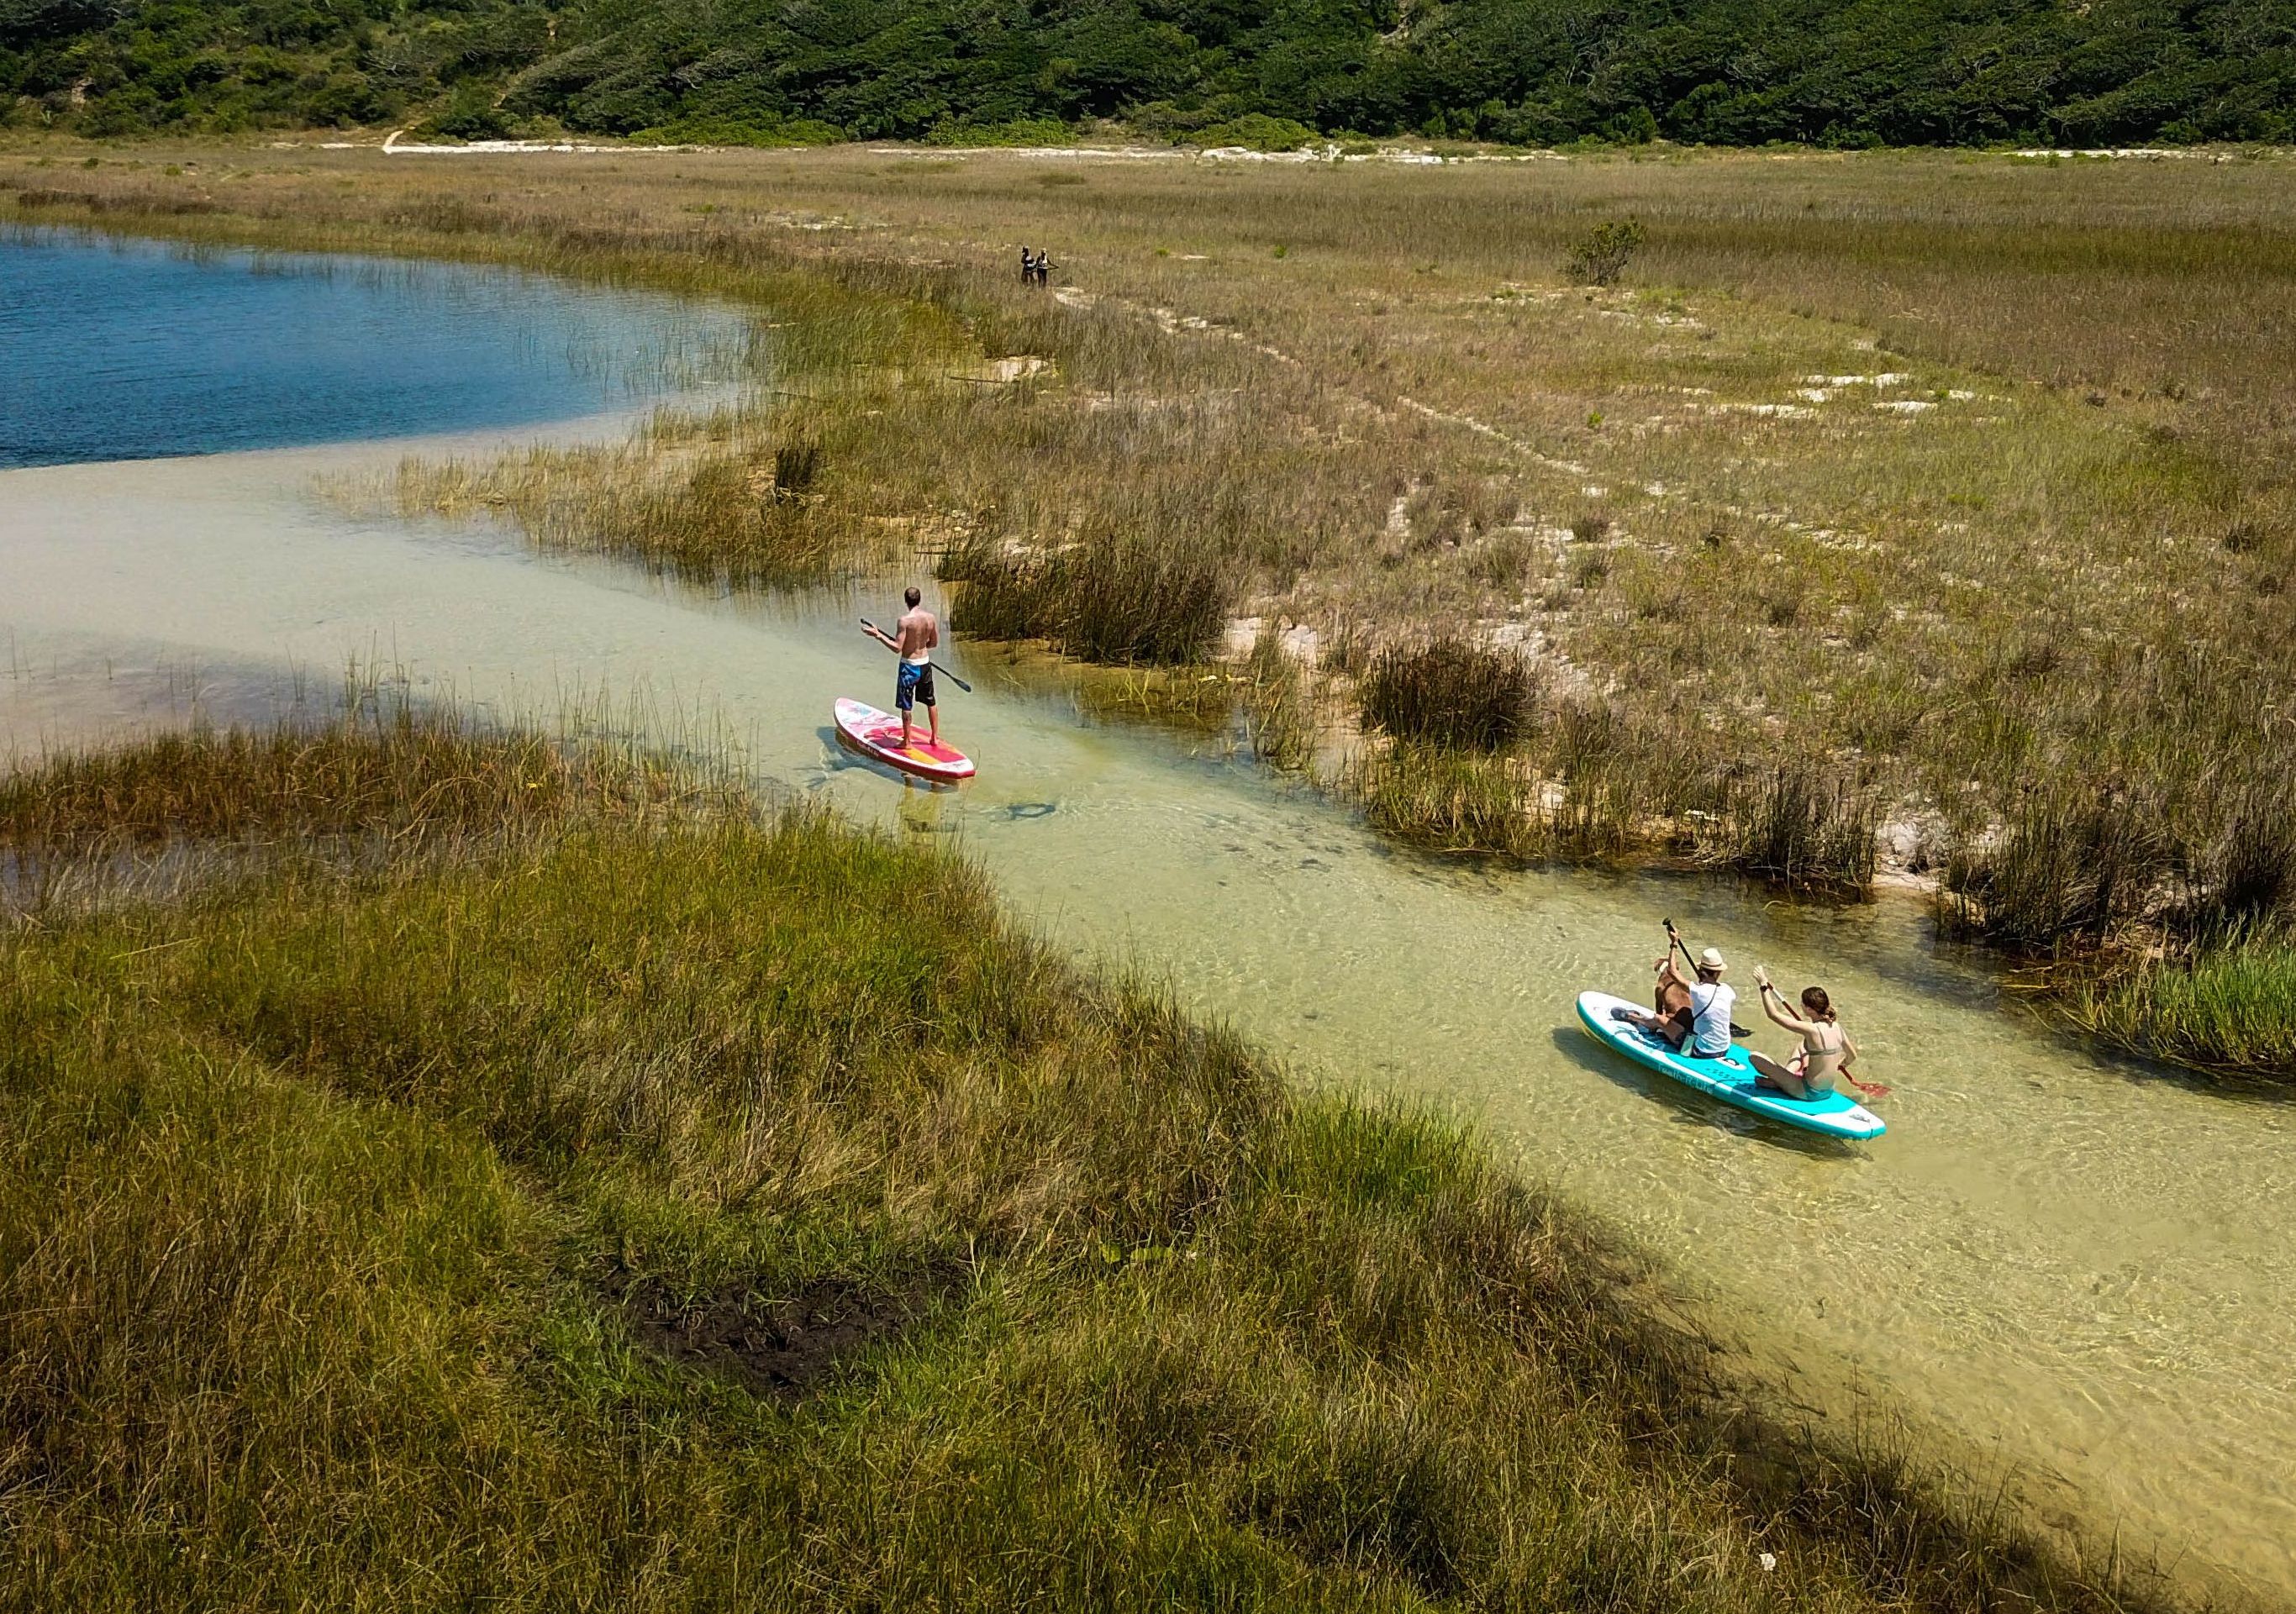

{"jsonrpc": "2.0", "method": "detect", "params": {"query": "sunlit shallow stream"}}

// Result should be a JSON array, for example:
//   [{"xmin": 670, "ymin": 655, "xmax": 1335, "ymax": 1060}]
[{"xmin": 3, "ymin": 234, "xmax": 2289, "ymax": 1605}]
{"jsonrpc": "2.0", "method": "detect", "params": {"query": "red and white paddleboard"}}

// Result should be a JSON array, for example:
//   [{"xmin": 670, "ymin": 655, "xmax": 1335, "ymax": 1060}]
[{"xmin": 833, "ymin": 697, "xmax": 976, "ymax": 783}]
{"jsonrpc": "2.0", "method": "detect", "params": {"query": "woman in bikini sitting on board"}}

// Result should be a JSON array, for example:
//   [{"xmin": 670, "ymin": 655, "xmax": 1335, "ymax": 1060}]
[{"xmin": 1749, "ymin": 965, "xmax": 1860, "ymax": 1101}]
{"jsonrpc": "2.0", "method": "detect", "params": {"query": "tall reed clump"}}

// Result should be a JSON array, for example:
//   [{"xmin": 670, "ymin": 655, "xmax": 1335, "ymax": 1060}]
[
  {"xmin": 1345, "ymin": 641, "xmax": 1544, "ymax": 854},
  {"xmin": 2199, "ymin": 780, "xmax": 2296, "ymax": 936},
  {"xmin": 1719, "ymin": 767, "xmax": 1879, "ymax": 896},
  {"xmin": 771, "ymin": 433, "xmax": 824, "ymax": 502},
  {"xmin": 1942, "ymin": 785, "xmax": 2171, "ymax": 954},
  {"xmin": 1359, "ymin": 639, "xmax": 1535, "ymax": 753},
  {"xmin": 0, "ymin": 714, "xmax": 2177, "ymax": 1609},
  {"xmin": 2069, "ymin": 933, "xmax": 2296, "ymax": 1082},
  {"xmin": 1537, "ymin": 701, "xmax": 1730, "ymax": 862},
  {"xmin": 940, "ymin": 530, "xmax": 1230, "ymax": 665}
]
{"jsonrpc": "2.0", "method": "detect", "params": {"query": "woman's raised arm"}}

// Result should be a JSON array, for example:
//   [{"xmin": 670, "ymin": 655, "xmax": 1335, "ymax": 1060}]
[{"xmin": 1753, "ymin": 969, "xmax": 1817, "ymax": 1036}]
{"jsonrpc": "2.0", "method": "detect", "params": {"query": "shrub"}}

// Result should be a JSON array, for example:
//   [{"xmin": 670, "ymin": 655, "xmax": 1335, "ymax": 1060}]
[
  {"xmin": 416, "ymin": 84, "xmax": 513, "ymax": 141},
  {"xmin": 1563, "ymin": 218, "xmax": 1646, "ymax": 287},
  {"xmin": 924, "ymin": 116, "xmax": 1077, "ymax": 148},
  {"xmin": 1191, "ymin": 114, "xmax": 1319, "ymax": 152}
]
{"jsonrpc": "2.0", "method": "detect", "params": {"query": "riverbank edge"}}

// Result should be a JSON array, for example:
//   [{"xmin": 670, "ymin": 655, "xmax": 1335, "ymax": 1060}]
[{"xmin": 0, "ymin": 704, "xmax": 2197, "ymax": 1610}]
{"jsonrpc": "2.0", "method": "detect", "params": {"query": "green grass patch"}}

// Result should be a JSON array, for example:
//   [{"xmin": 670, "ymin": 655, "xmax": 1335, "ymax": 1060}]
[
  {"xmin": 1349, "ymin": 742, "xmax": 1537, "ymax": 856},
  {"xmin": 0, "ymin": 712, "xmax": 2177, "ymax": 1607},
  {"xmin": 2072, "ymin": 935, "xmax": 2296, "ymax": 1084}
]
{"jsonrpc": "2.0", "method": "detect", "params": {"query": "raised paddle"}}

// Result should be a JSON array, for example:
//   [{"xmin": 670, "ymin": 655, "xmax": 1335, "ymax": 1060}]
[{"xmin": 860, "ymin": 618, "xmax": 973, "ymax": 693}]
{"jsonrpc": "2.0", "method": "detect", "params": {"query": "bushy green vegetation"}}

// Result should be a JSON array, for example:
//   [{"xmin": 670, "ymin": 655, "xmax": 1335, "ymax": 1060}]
[
  {"xmin": 2073, "ymin": 933, "xmax": 2296, "ymax": 1081},
  {"xmin": 8, "ymin": 0, "xmax": 2294, "ymax": 145},
  {"xmin": 0, "ymin": 712, "xmax": 2172, "ymax": 1606}
]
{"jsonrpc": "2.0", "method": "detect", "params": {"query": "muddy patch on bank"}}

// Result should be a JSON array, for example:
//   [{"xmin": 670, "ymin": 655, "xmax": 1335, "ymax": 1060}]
[{"xmin": 603, "ymin": 1264, "xmax": 935, "ymax": 1397}]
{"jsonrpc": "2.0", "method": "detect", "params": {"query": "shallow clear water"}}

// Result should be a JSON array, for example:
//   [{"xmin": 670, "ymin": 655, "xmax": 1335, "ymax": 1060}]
[
  {"xmin": 2, "ymin": 248, "xmax": 2290, "ymax": 1606},
  {"xmin": 0, "ymin": 230, "xmax": 748, "ymax": 467}
]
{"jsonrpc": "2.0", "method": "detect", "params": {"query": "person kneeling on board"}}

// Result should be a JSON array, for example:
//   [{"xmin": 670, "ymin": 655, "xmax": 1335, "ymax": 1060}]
[
  {"xmin": 1748, "ymin": 966, "xmax": 1859, "ymax": 1100},
  {"xmin": 1625, "ymin": 947, "xmax": 1735, "ymax": 1059},
  {"xmin": 864, "ymin": 586, "xmax": 942, "ymax": 750}
]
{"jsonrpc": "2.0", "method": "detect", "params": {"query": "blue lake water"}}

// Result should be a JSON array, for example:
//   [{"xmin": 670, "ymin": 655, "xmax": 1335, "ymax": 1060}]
[{"xmin": 0, "ymin": 229, "xmax": 749, "ymax": 467}]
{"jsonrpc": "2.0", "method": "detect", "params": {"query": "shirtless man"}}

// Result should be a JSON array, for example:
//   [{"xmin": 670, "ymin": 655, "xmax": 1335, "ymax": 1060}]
[{"xmin": 865, "ymin": 586, "xmax": 941, "ymax": 749}]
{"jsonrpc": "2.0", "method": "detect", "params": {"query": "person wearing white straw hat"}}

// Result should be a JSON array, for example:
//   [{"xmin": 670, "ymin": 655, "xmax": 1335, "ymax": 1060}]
[{"xmin": 1625, "ymin": 940, "xmax": 1736, "ymax": 1059}]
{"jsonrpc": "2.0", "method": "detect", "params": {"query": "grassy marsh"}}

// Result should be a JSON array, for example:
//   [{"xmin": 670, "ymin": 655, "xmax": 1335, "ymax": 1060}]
[
  {"xmin": 0, "ymin": 709, "xmax": 2187, "ymax": 1609},
  {"xmin": 0, "ymin": 686, "xmax": 714, "ymax": 854},
  {"xmin": 8, "ymin": 139, "xmax": 2294, "ymax": 1078},
  {"xmin": 2072, "ymin": 935, "xmax": 2296, "ymax": 1081},
  {"xmin": 387, "ymin": 403, "xmax": 871, "ymax": 587}
]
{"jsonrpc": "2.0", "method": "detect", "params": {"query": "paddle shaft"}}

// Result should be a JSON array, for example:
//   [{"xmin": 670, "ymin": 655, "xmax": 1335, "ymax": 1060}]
[
  {"xmin": 1664, "ymin": 919, "xmax": 1699, "ymax": 979},
  {"xmin": 861, "ymin": 618, "xmax": 973, "ymax": 693}
]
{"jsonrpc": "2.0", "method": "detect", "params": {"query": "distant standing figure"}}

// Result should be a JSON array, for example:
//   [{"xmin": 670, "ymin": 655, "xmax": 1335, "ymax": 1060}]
[
  {"xmin": 1033, "ymin": 248, "xmax": 1054, "ymax": 286},
  {"xmin": 1019, "ymin": 246, "xmax": 1036, "ymax": 285}
]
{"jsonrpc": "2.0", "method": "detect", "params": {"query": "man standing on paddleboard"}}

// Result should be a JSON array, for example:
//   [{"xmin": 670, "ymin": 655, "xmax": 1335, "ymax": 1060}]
[{"xmin": 865, "ymin": 587, "xmax": 942, "ymax": 751}]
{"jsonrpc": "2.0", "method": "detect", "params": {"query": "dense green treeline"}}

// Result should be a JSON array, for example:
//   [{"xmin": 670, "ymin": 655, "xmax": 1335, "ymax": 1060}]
[{"xmin": 6, "ymin": 0, "xmax": 2294, "ymax": 146}]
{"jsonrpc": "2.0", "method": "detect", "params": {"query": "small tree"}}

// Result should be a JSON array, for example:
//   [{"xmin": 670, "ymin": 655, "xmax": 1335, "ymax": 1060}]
[{"xmin": 1564, "ymin": 217, "xmax": 1646, "ymax": 287}]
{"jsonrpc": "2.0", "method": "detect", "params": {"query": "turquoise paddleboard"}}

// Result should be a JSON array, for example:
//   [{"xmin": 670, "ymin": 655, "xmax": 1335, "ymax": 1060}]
[{"xmin": 1574, "ymin": 990, "xmax": 1885, "ymax": 1141}]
